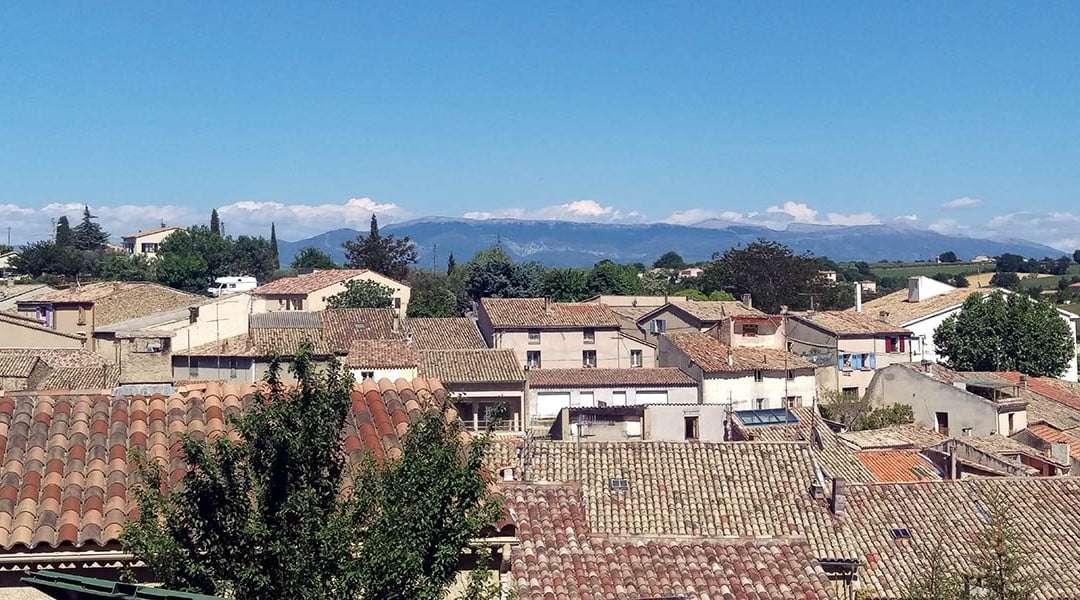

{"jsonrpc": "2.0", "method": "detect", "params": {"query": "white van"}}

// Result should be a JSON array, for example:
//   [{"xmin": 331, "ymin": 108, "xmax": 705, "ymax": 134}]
[{"xmin": 208, "ymin": 276, "xmax": 258, "ymax": 297}]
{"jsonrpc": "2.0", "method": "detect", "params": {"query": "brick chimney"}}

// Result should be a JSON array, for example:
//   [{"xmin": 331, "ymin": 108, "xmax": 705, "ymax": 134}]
[{"xmin": 830, "ymin": 478, "xmax": 848, "ymax": 516}]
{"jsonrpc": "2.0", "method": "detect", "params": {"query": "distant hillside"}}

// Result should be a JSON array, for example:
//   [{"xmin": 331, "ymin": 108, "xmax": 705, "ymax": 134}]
[{"xmin": 277, "ymin": 218, "xmax": 1064, "ymax": 268}]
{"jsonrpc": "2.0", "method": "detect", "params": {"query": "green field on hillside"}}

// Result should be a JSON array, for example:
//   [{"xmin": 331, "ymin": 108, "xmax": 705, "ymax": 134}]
[{"xmin": 868, "ymin": 262, "xmax": 990, "ymax": 279}]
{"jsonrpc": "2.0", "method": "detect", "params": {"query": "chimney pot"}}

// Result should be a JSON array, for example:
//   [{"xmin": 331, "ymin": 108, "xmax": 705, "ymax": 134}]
[
  {"xmin": 1019, "ymin": 374, "xmax": 1028, "ymax": 389},
  {"xmin": 830, "ymin": 478, "xmax": 848, "ymax": 516},
  {"xmin": 740, "ymin": 293, "xmax": 752, "ymax": 310},
  {"xmin": 855, "ymin": 282, "xmax": 863, "ymax": 313}
]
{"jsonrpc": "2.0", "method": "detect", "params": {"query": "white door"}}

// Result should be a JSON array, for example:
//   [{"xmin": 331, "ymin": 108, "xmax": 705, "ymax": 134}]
[
  {"xmin": 635, "ymin": 391, "xmax": 668, "ymax": 405},
  {"xmin": 611, "ymin": 391, "xmax": 627, "ymax": 406},
  {"xmin": 535, "ymin": 392, "xmax": 571, "ymax": 419},
  {"xmin": 578, "ymin": 391, "xmax": 595, "ymax": 407}
]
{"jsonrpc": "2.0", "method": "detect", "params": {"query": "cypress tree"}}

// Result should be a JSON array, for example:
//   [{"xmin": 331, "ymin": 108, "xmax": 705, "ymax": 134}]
[
  {"xmin": 269, "ymin": 222, "xmax": 279, "ymax": 270},
  {"xmin": 73, "ymin": 205, "xmax": 110, "ymax": 251},
  {"xmin": 210, "ymin": 209, "xmax": 221, "ymax": 235},
  {"xmin": 55, "ymin": 216, "xmax": 75, "ymax": 247},
  {"xmin": 446, "ymin": 252, "xmax": 456, "ymax": 276}
]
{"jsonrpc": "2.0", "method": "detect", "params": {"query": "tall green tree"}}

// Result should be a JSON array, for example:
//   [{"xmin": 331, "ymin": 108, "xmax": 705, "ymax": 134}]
[
  {"xmin": 446, "ymin": 252, "xmax": 456, "ymax": 276},
  {"xmin": 342, "ymin": 215, "xmax": 417, "ymax": 281},
  {"xmin": 269, "ymin": 222, "xmax": 279, "ymax": 270},
  {"xmin": 406, "ymin": 270, "xmax": 465, "ymax": 317},
  {"xmin": 989, "ymin": 272, "xmax": 1021, "ymax": 290},
  {"xmin": 123, "ymin": 346, "xmax": 498, "ymax": 600},
  {"xmin": 230, "ymin": 236, "xmax": 278, "ymax": 282},
  {"xmin": 1074, "ymin": 249, "xmax": 1080, "ymax": 265},
  {"xmin": 210, "ymin": 209, "xmax": 222, "ymax": 235},
  {"xmin": 54, "ymin": 216, "xmax": 75, "ymax": 247},
  {"xmin": 938, "ymin": 251, "xmax": 959, "ymax": 263},
  {"xmin": 934, "ymin": 291, "xmax": 1073, "ymax": 377},
  {"xmin": 155, "ymin": 226, "xmax": 233, "ymax": 293},
  {"xmin": 291, "ymin": 247, "xmax": 338, "ymax": 270},
  {"xmin": 463, "ymin": 246, "xmax": 542, "ymax": 300},
  {"xmin": 587, "ymin": 260, "xmax": 645, "ymax": 296},
  {"xmin": 653, "ymin": 251, "xmax": 687, "ymax": 270},
  {"xmin": 699, "ymin": 240, "xmax": 821, "ymax": 313},
  {"xmin": 540, "ymin": 267, "xmax": 589, "ymax": 302},
  {"xmin": 72, "ymin": 205, "xmax": 110, "ymax": 251},
  {"xmin": 99, "ymin": 252, "xmax": 155, "ymax": 281},
  {"xmin": 325, "ymin": 279, "xmax": 394, "ymax": 309}
]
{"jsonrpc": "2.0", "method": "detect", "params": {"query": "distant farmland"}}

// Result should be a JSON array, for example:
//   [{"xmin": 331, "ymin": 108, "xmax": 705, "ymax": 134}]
[{"xmin": 868, "ymin": 262, "xmax": 992, "ymax": 279}]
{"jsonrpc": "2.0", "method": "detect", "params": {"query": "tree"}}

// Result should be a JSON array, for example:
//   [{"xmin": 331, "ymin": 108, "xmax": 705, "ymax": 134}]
[
  {"xmin": 291, "ymin": 247, "xmax": 338, "ymax": 270},
  {"xmin": 953, "ymin": 274, "xmax": 970, "ymax": 288},
  {"xmin": 9, "ymin": 240, "xmax": 87, "ymax": 278},
  {"xmin": 54, "ymin": 216, "xmax": 75, "ymax": 247},
  {"xmin": 155, "ymin": 227, "xmax": 233, "ymax": 293},
  {"xmin": 653, "ymin": 251, "xmax": 686, "ymax": 270},
  {"xmin": 817, "ymin": 389, "xmax": 912, "ymax": 431},
  {"xmin": 123, "ymin": 345, "xmax": 499, "ymax": 600},
  {"xmin": 995, "ymin": 253, "xmax": 1025, "ymax": 273},
  {"xmin": 699, "ymin": 240, "xmax": 821, "ymax": 314},
  {"xmin": 342, "ymin": 215, "xmax": 417, "ymax": 281},
  {"xmin": 540, "ymin": 268, "xmax": 589, "ymax": 302},
  {"xmin": 210, "ymin": 209, "xmax": 221, "ymax": 235},
  {"xmin": 989, "ymin": 272, "xmax": 1021, "ymax": 290},
  {"xmin": 463, "ymin": 246, "xmax": 541, "ymax": 300},
  {"xmin": 934, "ymin": 291, "xmax": 1073, "ymax": 377},
  {"xmin": 99, "ymin": 252, "xmax": 155, "ymax": 281},
  {"xmin": 1074, "ymin": 249, "xmax": 1080, "ymax": 265},
  {"xmin": 406, "ymin": 270, "xmax": 465, "ymax": 318},
  {"xmin": 586, "ymin": 260, "xmax": 644, "ymax": 296},
  {"xmin": 938, "ymin": 251, "xmax": 958, "ymax": 263},
  {"xmin": 72, "ymin": 205, "xmax": 110, "ymax": 251},
  {"xmin": 270, "ymin": 222, "xmax": 279, "ymax": 270},
  {"xmin": 230, "ymin": 236, "xmax": 278, "ymax": 282},
  {"xmin": 326, "ymin": 278, "xmax": 394, "ymax": 309},
  {"xmin": 446, "ymin": 252, "xmax": 456, "ymax": 276}
]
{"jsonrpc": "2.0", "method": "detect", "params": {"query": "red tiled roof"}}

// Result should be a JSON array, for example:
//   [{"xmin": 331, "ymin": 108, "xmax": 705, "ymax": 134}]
[
  {"xmin": 404, "ymin": 317, "xmax": 487, "ymax": 349},
  {"xmin": 994, "ymin": 371, "xmax": 1080, "ymax": 412},
  {"xmin": 1025, "ymin": 423, "xmax": 1080, "ymax": 461},
  {"xmin": 526, "ymin": 368, "xmax": 696, "ymax": 388},
  {"xmin": 480, "ymin": 298, "xmax": 620, "ymax": 328},
  {"xmin": 419, "ymin": 349, "xmax": 524, "ymax": 384},
  {"xmin": 0, "ymin": 355, "xmax": 39, "ymax": 378},
  {"xmin": 504, "ymin": 482, "xmax": 835, "ymax": 600},
  {"xmin": 855, "ymin": 450, "xmax": 941, "ymax": 482},
  {"xmin": 790, "ymin": 310, "xmax": 912, "ymax": 335},
  {"xmin": 0, "ymin": 349, "xmax": 106, "ymax": 369},
  {"xmin": 252, "ymin": 270, "xmax": 372, "ymax": 296},
  {"xmin": 665, "ymin": 331, "xmax": 816, "ymax": 373},
  {"xmin": 345, "ymin": 339, "xmax": 419, "ymax": 369},
  {"xmin": 0, "ymin": 377, "xmax": 446, "ymax": 551},
  {"xmin": 120, "ymin": 225, "xmax": 181, "ymax": 239}
]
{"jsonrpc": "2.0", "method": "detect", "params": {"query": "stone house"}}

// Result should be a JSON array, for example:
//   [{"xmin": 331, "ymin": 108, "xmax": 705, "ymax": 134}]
[
  {"xmin": 252, "ymin": 269, "xmax": 410, "ymax": 318},
  {"xmin": 120, "ymin": 225, "xmax": 181, "ymax": 258},
  {"xmin": 418, "ymin": 348, "xmax": 526, "ymax": 432}
]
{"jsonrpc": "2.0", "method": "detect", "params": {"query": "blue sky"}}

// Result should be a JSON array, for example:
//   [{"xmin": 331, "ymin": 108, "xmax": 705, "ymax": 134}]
[{"xmin": 2, "ymin": 2, "xmax": 1079, "ymax": 249}]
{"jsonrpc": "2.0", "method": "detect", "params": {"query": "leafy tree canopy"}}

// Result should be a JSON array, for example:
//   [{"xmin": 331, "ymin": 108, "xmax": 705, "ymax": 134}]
[
  {"xmin": 210, "ymin": 209, "xmax": 221, "ymax": 235},
  {"xmin": 229, "ymin": 235, "xmax": 278, "ymax": 282},
  {"xmin": 73, "ymin": 205, "xmax": 111, "ymax": 251},
  {"xmin": 99, "ymin": 252, "xmax": 155, "ymax": 281},
  {"xmin": 291, "ymin": 247, "xmax": 338, "ymax": 270},
  {"xmin": 587, "ymin": 260, "xmax": 644, "ymax": 296},
  {"xmin": 933, "ymin": 291, "xmax": 1073, "ymax": 377},
  {"xmin": 990, "ymin": 272, "xmax": 1021, "ymax": 290},
  {"xmin": 541, "ymin": 267, "xmax": 589, "ymax": 302},
  {"xmin": 938, "ymin": 250, "xmax": 958, "ymax": 263},
  {"xmin": 55, "ymin": 216, "xmax": 76, "ymax": 247},
  {"xmin": 698, "ymin": 240, "xmax": 824, "ymax": 313},
  {"xmin": 9, "ymin": 240, "xmax": 95, "ymax": 279},
  {"xmin": 123, "ymin": 345, "xmax": 500, "ymax": 600},
  {"xmin": 155, "ymin": 227, "xmax": 235, "ymax": 293},
  {"xmin": 463, "ymin": 246, "xmax": 542, "ymax": 300},
  {"xmin": 652, "ymin": 251, "xmax": 687, "ymax": 270},
  {"xmin": 1074, "ymin": 249, "xmax": 1080, "ymax": 264},
  {"xmin": 342, "ymin": 215, "xmax": 417, "ymax": 281},
  {"xmin": 406, "ymin": 269, "xmax": 466, "ymax": 317},
  {"xmin": 326, "ymin": 278, "xmax": 394, "ymax": 309}
]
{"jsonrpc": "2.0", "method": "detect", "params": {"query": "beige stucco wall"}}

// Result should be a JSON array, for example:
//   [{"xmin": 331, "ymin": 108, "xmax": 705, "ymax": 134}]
[
  {"xmin": 717, "ymin": 318, "xmax": 785, "ymax": 349},
  {"xmin": 161, "ymin": 293, "xmax": 256, "ymax": 352},
  {"xmin": 350, "ymin": 366, "xmax": 419, "ymax": 381},
  {"xmin": 701, "ymin": 371, "xmax": 817, "ymax": 411},
  {"xmin": 258, "ymin": 272, "xmax": 410, "ymax": 318},
  {"xmin": 0, "ymin": 320, "xmax": 84, "ymax": 349},
  {"xmin": 492, "ymin": 328, "xmax": 654, "ymax": 369},
  {"xmin": 124, "ymin": 228, "xmax": 178, "ymax": 257}
]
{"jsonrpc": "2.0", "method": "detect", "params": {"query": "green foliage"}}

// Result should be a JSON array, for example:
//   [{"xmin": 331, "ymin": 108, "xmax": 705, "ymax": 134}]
[
  {"xmin": 326, "ymin": 278, "xmax": 394, "ymax": 309},
  {"xmin": 156, "ymin": 252, "xmax": 210, "ymax": 294},
  {"xmin": 699, "ymin": 240, "xmax": 823, "ymax": 313},
  {"xmin": 996, "ymin": 253, "xmax": 1026, "ymax": 273},
  {"xmin": 0, "ymin": 244, "xmax": 11, "ymax": 255},
  {"xmin": 990, "ymin": 272, "xmax": 1021, "ymax": 290},
  {"xmin": 269, "ymin": 223, "xmax": 279, "ymax": 270},
  {"xmin": 99, "ymin": 252, "xmax": 155, "ymax": 281},
  {"xmin": 73, "ymin": 205, "xmax": 111, "ymax": 251},
  {"xmin": 446, "ymin": 252, "xmax": 457, "ymax": 276},
  {"xmin": 230, "ymin": 235, "xmax": 279, "ymax": 281},
  {"xmin": 953, "ymin": 274, "xmax": 970, "ymax": 288},
  {"xmin": 586, "ymin": 260, "xmax": 644, "ymax": 296},
  {"xmin": 124, "ymin": 346, "xmax": 500, "ymax": 600},
  {"xmin": 291, "ymin": 247, "xmax": 338, "ymax": 270},
  {"xmin": 652, "ymin": 251, "xmax": 686, "ymax": 270},
  {"xmin": 708, "ymin": 290, "xmax": 735, "ymax": 301},
  {"xmin": 934, "ymin": 291, "xmax": 1073, "ymax": 377},
  {"xmin": 155, "ymin": 227, "xmax": 276, "ymax": 294},
  {"xmin": 10, "ymin": 240, "xmax": 93, "ymax": 279},
  {"xmin": 1075, "ymin": 249, "xmax": 1080, "ymax": 264},
  {"xmin": 938, "ymin": 251, "xmax": 958, "ymax": 263},
  {"xmin": 406, "ymin": 270, "xmax": 465, "ymax": 317},
  {"xmin": 818, "ymin": 388, "xmax": 913, "ymax": 431},
  {"xmin": 342, "ymin": 215, "xmax": 417, "ymax": 281},
  {"xmin": 463, "ymin": 246, "xmax": 542, "ymax": 300},
  {"xmin": 540, "ymin": 268, "xmax": 589, "ymax": 302},
  {"xmin": 55, "ymin": 216, "xmax": 76, "ymax": 247},
  {"xmin": 675, "ymin": 288, "xmax": 708, "ymax": 300},
  {"xmin": 210, "ymin": 209, "xmax": 221, "ymax": 235}
]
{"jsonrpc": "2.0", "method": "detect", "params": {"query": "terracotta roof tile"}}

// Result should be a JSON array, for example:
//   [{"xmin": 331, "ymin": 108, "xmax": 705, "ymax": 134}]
[
  {"xmin": 838, "ymin": 424, "xmax": 947, "ymax": 450},
  {"xmin": 418, "ymin": 349, "xmax": 524, "ymax": 384},
  {"xmin": 35, "ymin": 366, "xmax": 120, "ymax": 391},
  {"xmin": 252, "ymin": 269, "xmax": 373, "ymax": 296},
  {"xmin": 0, "ymin": 377, "xmax": 445, "ymax": 551},
  {"xmin": 789, "ymin": 310, "xmax": 913, "ymax": 335},
  {"xmin": 0, "ymin": 312, "xmax": 85, "ymax": 340},
  {"xmin": 345, "ymin": 340, "xmax": 419, "ymax": 369},
  {"xmin": 504, "ymin": 482, "xmax": 835, "ymax": 600},
  {"xmin": 855, "ymin": 450, "xmax": 941, "ymax": 482},
  {"xmin": 0, "ymin": 349, "xmax": 107, "ymax": 369},
  {"xmin": 672, "ymin": 299, "xmax": 769, "ymax": 321},
  {"xmin": 526, "ymin": 367, "xmax": 696, "ymax": 388},
  {"xmin": 404, "ymin": 317, "xmax": 487, "ymax": 349},
  {"xmin": 995, "ymin": 371, "xmax": 1080, "ymax": 412},
  {"xmin": 29, "ymin": 283, "xmax": 200, "ymax": 327},
  {"xmin": 1024, "ymin": 423, "xmax": 1080, "ymax": 461},
  {"xmin": 480, "ymin": 298, "xmax": 620, "ymax": 328},
  {"xmin": 120, "ymin": 225, "xmax": 180, "ymax": 239},
  {"xmin": 0, "ymin": 355, "xmax": 39, "ymax": 378},
  {"xmin": 665, "ymin": 331, "xmax": 816, "ymax": 373},
  {"xmin": 854, "ymin": 286, "xmax": 990, "ymax": 326}
]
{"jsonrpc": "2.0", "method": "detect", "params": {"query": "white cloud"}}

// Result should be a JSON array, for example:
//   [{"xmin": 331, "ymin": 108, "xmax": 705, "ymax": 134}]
[
  {"xmin": 217, "ymin": 197, "xmax": 409, "ymax": 239},
  {"xmin": 661, "ymin": 208, "xmax": 747, "ymax": 226},
  {"xmin": 893, "ymin": 214, "xmax": 919, "ymax": 224},
  {"xmin": 661, "ymin": 201, "xmax": 881, "ymax": 229},
  {"xmin": 984, "ymin": 211, "xmax": 1080, "ymax": 252},
  {"xmin": 463, "ymin": 199, "xmax": 642, "ymax": 223},
  {"xmin": 943, "ymin": 196, "xmax": 982, "ymax": 209},
  {"xmin": 927, "ymin": 218, "xmax": 965, "ymax": 234}
]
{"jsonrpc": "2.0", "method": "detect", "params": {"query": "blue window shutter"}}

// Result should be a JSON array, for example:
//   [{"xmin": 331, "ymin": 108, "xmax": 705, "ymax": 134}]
[
  {"xmin": 837, "ymin": 354, "xmax": 844, "ymax": 369},
  {"xmin": 868, "ymin": 354, "xmax": 877, "ymax": 369},
  {"xmin": 852, "ymin": 353, "xmax": 863, "ymax": 369}
]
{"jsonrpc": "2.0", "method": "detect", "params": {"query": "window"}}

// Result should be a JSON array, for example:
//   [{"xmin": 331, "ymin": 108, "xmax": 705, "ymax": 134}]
[
  {"xmin": 1008, "ymin": 413, "xmax": 1015, "ymax": 435},
  {"xmin": 283, "ymin": 297, "xmax": 304, "ymax": 310},
  {"xmin": 188, "ymin": 361, "xmax": 199, "ymax": 377},
  {"xmin": 650, "ymin": 319, "xmax": 667, "ymax": 333},
  {"xmin": 842, "ymin": 387, "xmax": 859, "ymax": 399},
  {"xmin": 890, "ymin": 528, "xmax": 912, "ymax": 539},
  {"xmin": 741, "ymin": 323, "xmax": 759, "ymax": 337},
  {"xmin": 840, "ymin": 353, "xmax": 853, "ymax": 371},
  {"xmin": 229, "ymin": 359, "xmax": 238, "ymax": 379},
  {"xmin": 885, "ymin": 336, "xmax": 906, "ymax": 353},
  {"xmin": 528, "ymin": 329, "xmax": 541, "ymax": 343},
  {"xmin": 755, "ymin": 398, "xmax": 766, "ymax": 410},
  {"xmin": 786, "ymin": 369, "xmax": 795, "ymax": 380},
  {"xmin": 785, "ymin": 396, "xmax": 802, "ymax": 408},
  {"xmin": 394, "ymin": 297, "xmax": 401, "ymax": 309},
  {"xmin": 77, "ymin": 306, "xmax": 86, "ymax": 326},
  {"xmin": 935, "ymin": 411, "xmax": 949, "ymax": 437},
  {"xmin": 582, "ymin": 350, "xmax": 597, "ymax": 368},
  {"xmin": 684, "ymin": 416, "xmax": 699, "ymax": 440},
  {"xmin": 583, "ymin": 328, "xmax": 595, "ymax": 344},
  {"xmin": 141, "ymin": 242, "xmax": 158, "ymax": 253},
  {"xmin": 609, "ymin": 478, "xmax": 629, "ymax": 491},
  {"xmin": 526, "ymin": 351, "xmax": 542, "ymax": 369},
  {"xmin": 360, "ymin": 371, "xmax": 375, "ymax": 380},
  {"xmin": 754, "ymin": 370, "xmax": 764, "ymax": 382},
  {"xmin": 630, "ymin": 349, "xmax": 643, "ymax": 368}
]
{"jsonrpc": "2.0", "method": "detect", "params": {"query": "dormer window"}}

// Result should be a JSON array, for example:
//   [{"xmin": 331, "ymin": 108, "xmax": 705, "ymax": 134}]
[
  {"xmin": 583, "ymin": 328, "xmax": 595, "ymax": 344},
  {"xmin": 528, "ymin": 329, "xmax": 541, "ymax": 344}
]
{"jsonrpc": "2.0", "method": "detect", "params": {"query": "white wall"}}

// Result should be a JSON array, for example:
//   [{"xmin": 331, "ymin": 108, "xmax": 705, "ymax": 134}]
[
  {"xmin": 165, "ymin": 293, "xmax": 257, "ymax": 352},
  {"xmin": 350, "ymin": 366, "xmax": 418, "ymax": 381},
  {"xmin": 494, "ymin": 329, "xmax": 655, "ymax": 369},
  {"xmin": 527, "ymin": 386, "xmax": 698, "ymax": 417},
  {"xmin": 701, "ymin": 372, "xmax": 817, "ymax": 411}
]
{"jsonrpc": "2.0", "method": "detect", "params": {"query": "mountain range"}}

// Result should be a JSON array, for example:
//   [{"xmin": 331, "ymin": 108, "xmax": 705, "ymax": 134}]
[{"xmin": 277, "ymin": 217, "xmax": 1064, "ymax": 268}]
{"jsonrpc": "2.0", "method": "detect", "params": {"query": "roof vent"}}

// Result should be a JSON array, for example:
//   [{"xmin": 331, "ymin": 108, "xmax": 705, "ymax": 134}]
[
  {"xmin": 609, "ymin": 478, "xmax": 629, "ymax": 491},
  {"xmin": 890, "ymin": 527, "xmax": 912, "ymax": 539},
  {"xmin": 354, "ymin": 321, "xmax": 369, "ymax": 331}
]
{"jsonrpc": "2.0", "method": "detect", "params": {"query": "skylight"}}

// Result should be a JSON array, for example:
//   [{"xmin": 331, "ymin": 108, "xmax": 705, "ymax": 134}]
[
  {"xmin": 890, "ymin": 527, "xmax": 912, "ymax": 539},
  {"xmin": 735, "ymin": 408, "xmax": 798, "ymax": 427},
  {"xmin": 609, "ymin": 478, "xmax": 629, "ymax": 491}
]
